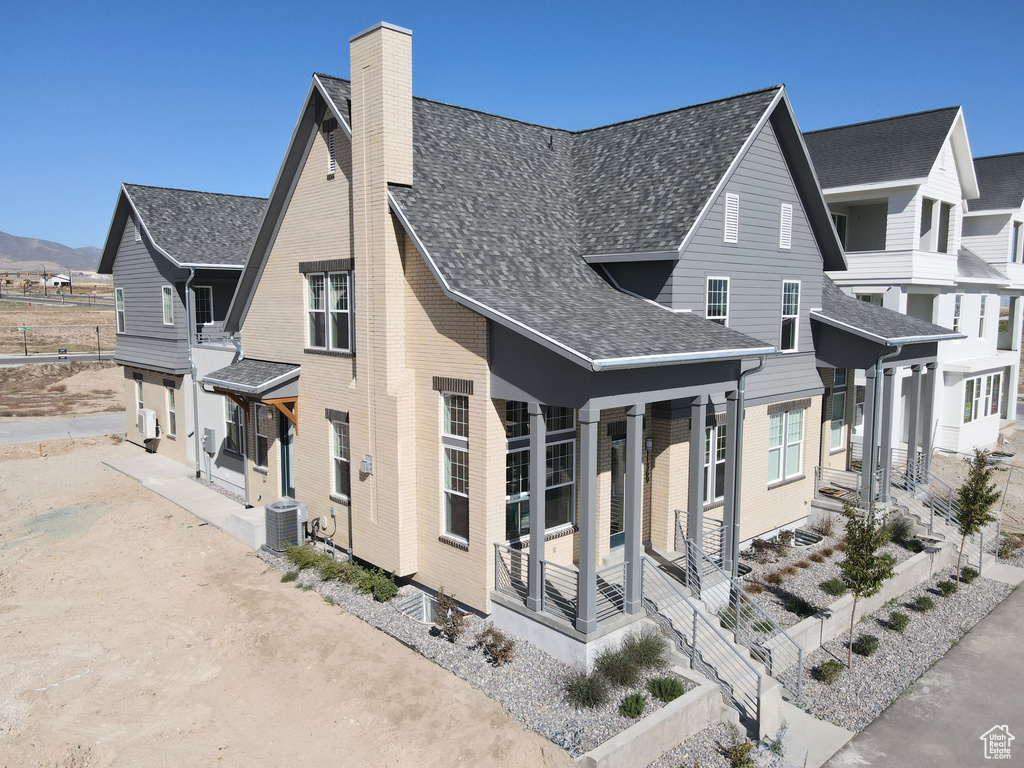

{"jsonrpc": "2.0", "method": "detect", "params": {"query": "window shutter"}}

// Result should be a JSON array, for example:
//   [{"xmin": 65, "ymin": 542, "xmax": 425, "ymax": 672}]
[
  {"xmin": 724, "ymin": 193, "xmax": 739, "ymax": 243},
  {"xmin": 779, "ymin": 203, "xmax": 793, "ymax": 250}
]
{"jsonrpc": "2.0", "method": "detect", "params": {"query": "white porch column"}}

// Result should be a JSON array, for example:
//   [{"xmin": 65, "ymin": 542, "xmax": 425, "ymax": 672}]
[
  {"xmin": 860, "ymin": 367, "xmax": 879, "ymax": 508},
  {"xmin": 921, "ymin": 362, "xmax": 937, "ymax": 473},
  {"xmin": 721, "ymin": 390, "xmax": 739, "ymax": 574},
  {"xmin": 575, "ymin": 406, "xmax": 599, "ymax": 633},
  {"xmin": 907, "ymin": 365, "xmax": 923, "ymax": 483},
  {"xmin": 624, "ymin": 403, "xmax": 645, "ymax": 614},
  {"xmin": 687, "ymin": 394, "xmax": 708, "ymax": 542},
  {"xmin": 526, "ymin": 402, "xmax": 546, "ymax": 612},
  {"xmin": 879, "ymin": 367, "xmax": 896, "ymax": 503}
]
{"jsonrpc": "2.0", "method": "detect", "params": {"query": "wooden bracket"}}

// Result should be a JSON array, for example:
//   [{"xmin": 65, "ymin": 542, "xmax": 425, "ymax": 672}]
[{"xmin": 264, "ymin": 397, "xmax": 298, "ymax": 434}]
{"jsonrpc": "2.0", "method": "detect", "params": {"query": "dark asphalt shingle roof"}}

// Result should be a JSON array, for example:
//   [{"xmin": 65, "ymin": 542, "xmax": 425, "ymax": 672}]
[
  {"xmin": 816, "ymin": 277, "xmax": 959, "ymax": 343},
  {"xmin": 124, "ymin": 184, "xmax": 267, "ymax": 267},
  {"xmin": 803, "ymin": 107, "xmax": 959, "ymax": 190},
  {"xmin": 202, "ymin": 359, "xmax": 299, "ymax": 393},
  {"xmin": 957, "ymin": 247, "xmax": 1008, "ymax": 284},
  {"xmin": 316, "ymin": 75, "xmax": 778, "ymax": 363},
  {"xmin": 971, "ymin": 153, "xmax": 1024, "ymax": 212}
]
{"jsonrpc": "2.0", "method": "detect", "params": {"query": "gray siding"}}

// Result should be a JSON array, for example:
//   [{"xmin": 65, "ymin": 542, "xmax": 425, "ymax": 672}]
[
  {"xmin": 664, "ymin": 121, "xmax": 824, "ymax": 403},
  {"xmin": 112, "ymin": 217, "xmax": 191, "ymax": 373},
  {"xmin": 603, "ymin": 260, "xmax": 675, "ymax": 303}
]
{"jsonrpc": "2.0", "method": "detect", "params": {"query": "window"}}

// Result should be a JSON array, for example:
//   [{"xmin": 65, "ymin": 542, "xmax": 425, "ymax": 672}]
[
  {"xmin": 165, "ymin": 387, "xmax": 176, "ymax": 438},
  {"xmin": 780, "ymin": 280, "xmax": 800, "ymax": 352},
  {"xmin": 327, "ymin": 129, "xmax": 337, "ymax": 177},
  {"xmin": 723, "ymin": 193, "xmax": 739, "ymax": 243},
  {"xmin": 162, "ymin": 285, "xmax": 174, "ymax": 325},
  {"xmin": 546, "ymin": 406, "xmax": 575, "ymax": 433},
  {"xmin": 991, "ymin": 373, "xmax": 1002, "ymax": 417},
  {"xmin": 332, "ymin": 419, "xmax": 350, "ymax": 500},
  {"xmin": 768, "ymin": 409, "xmax": 804, "ymax": 484},
  {"xmin": 1012, "ymin": 222, "xmax": 1022, "ymax": 264},
  {"xmin": 306, "ymin": 274, "xmax": 326, "ymax": 348},
  {"xmin": 703, "ymin": 423, "xmax": 727, "ymax": 504},
  {"xmin": 115, "ymin": 288, "xmax": 125, "ymax": 333},
  {"xmin": 328, "ymin": 272, "xmax": 352, "ymax": 351},
  {"xmin": 195, "ymin": 286, "xmax": 214, "ymax": 326},
  {"xmin": 255, "ymin": 404, "xmax": 269, "ymax": 469},
  {"xmin": 979, "ymin": 295, "xmax": 988, "ymax": 338},
  {"xmin": 135, "ymin": 379, "xmax": 143, "ymax": 412},
  {"xmin": 830, "ymin": 390, "xmax": 846, "ymax": 451},
  {"xmin": 831, "ymin": 212, "xmax": 848, "ymax": 249},
  {"xmin": 442, "ymin": 394, "xmax": 469, "ymax": 541},
  {"xmin": 953, "ymin": 294, "xmax": 963, "ymax": 333},
  {"xmin": 505, "ymin": 448, "xmax": 530, "ymax": 539},
  {"xmin": 706, "ymin": 277, "xmax": 729, "ymax": 326},
  {"xmin": 964, "ymin": 373, "xmax": 1003, "ymax": 423},
  {"xmin": 834, "ymin": 368, "xmax": 848, "ymax": 389},
  {"xmin": 505, "ymin": 401, "xmax": 528, "ymax": 438},
  {"xmin": 546, "ymin": 440, "xmax": 575, "ymax": 528},
  {"xmin": 779, "ymin": 203, "xmax": 793, "ymax": 250},
  {"xmin": 224, "ymin": 398, "xmax": 244, "ymax": 455}
]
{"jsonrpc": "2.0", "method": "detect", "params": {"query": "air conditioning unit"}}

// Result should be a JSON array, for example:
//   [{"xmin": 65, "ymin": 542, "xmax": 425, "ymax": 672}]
[
  {"xmin": 137, "ymin": 408, "xmax": 158, "ymax": 440},
  {"xmin": 265, "ymin": 499, "xmax": 308, "ymax": 553}
]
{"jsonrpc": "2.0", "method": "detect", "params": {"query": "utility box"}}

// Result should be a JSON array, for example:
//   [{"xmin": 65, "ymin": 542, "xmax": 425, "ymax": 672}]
[
  {"xmin": 202, "ymin": 428, "xmax": 216, "ymax": 455},
  {"xmin": 265, "ymin": 499, "xmax": 307, "ymax": 553}
]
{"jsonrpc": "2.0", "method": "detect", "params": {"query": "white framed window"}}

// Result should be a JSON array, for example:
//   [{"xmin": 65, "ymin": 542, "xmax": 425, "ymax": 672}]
[
  {"xmin": 306, "ymin": 274, "xmax": 326, "ymax": 348},
  {"xmin": 953, "ymin": 294, "xmax": 963, "ymax": 333},
  {"xmin": 546, "ymin": 406, "xmax": 575, "ymax": 433},
  {"xmin": 442, "ymin": 394, "xmax": 470, "ymax": 541},
  {"xmin": 254, "ymin": 403, "xmax": 269, "ymax": 469},
  {"xmin": 328, "ymin": 272, "xmax": 352, "ymax": 352},
  {"xmin": 505, "ymin": 400, "xmax": 528, "ymax": 438},
  {"xmin": 505, "ymin": 447, "xmax": 530, "ymax": 540},
  {"xmin": 706, "ymin": 277, "xmax": 730, "ymax": 326},
  {"xmin": 979, "ymin": 295, "xmax": 988, "ymax": 338},
  {"xmin": 779, "ymin": 203, "xmax": 793, "ymax": 250},
  {"xmin": 834, "ymin": 368, "xmax": 848, "ymax": 389},
  {"xmin": 165, "ymin": 386, "xmax": 176, "ymax": 438},
  {"xmin": 224, "ymin": 397, "xmax": 244, "ymax": 455},
  {"xmin": 1012, "ymin": 222, "xmax": 1023, "ymax": 264},
  {"xmin": 135, "ymin": 379, "xmax": 143, "ymax": 412},
  {"xmin": 115, "ymin": 288, "xmax": 125, "ymax": 334},
  {"xmin": 768, "ymin": 408, "xmax": 804, "ymax": 484},
  {"xmin": 546, "ymin": 439, "xmax": 576, "ymax": 528},
  {"xmin": 830, "ymin": 390, "xmax": 846, "ymax": 451},
  {"xmin": 780, "ymin": 280, "xmax": 800, "ymax": 352},
  {"xmin": 332, "ymin": 419, "xmax": 350, "ymax": 500},
  {"xmin": 195, "ymin": 286, "xmax": 214, "ymax": 325},
  {"xmin": 703, "ymin": 423, "xmax": 728, "ymax": 505},
  {"xmin": 723, "ymin": 193, "xmax": 740, "ymax": 243},
  {"xmin": 991, "ymin": 373, "xmax": 1003, "ymax": 417},
  {"xmin": 328, "ymin": 130, "xmax": 337, "ymax": 177},
  {"xmin": 964, "ymin": 373, "xmax": 1003, "ymax": 423},
  {"xmin": 162, "ymin": 285, "xmax": 174, "ymax": 325}
]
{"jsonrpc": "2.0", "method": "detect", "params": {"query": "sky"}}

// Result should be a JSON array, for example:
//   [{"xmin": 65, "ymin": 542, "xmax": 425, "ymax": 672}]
[{"xmin": 1, "ymin": 0, "xmax": 1022, "ymax": 249}]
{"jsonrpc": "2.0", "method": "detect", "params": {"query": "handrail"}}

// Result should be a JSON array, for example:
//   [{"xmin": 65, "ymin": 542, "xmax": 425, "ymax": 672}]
[{"xmin": 594, "ymin": 561, "xmax": 626, "ymax": 621}]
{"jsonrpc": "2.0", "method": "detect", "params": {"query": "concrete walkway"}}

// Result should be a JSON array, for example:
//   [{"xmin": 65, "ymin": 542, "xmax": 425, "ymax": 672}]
[
  {"xmin": 102, "ymin": 444, "xmax": 266, "ymax": 549},
  {"xmin": 0, "ymin": 412, "xmax": 125, "ymax": 444},
  {"xmin": 827, "ymin": 581, "xmax": 1024, "ymax": 768},
  {"xmin": 779, "ymin": 701, "xmax": 854, "ymax": 768}
]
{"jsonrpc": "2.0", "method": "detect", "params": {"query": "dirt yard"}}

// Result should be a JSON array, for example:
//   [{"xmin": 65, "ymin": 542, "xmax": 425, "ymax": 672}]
[
  {"xmin": 0, "ymin": 300, "xmax": 115, "ymax": 355},
  {"xmin": 0, "ymin": 443, "xmax": 567, "ymax": 768},
  {"xmin": 0, "ymin": 362, "xmax": 122, "ymax": 417}
]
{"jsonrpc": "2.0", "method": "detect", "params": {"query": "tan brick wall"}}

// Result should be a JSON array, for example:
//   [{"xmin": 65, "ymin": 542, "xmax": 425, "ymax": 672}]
[
  {"xmin": 648, "ymin": 413, "xmax": 690, "ymax": 553},
  {"xmin": 819, "ymin": 369, "xmax": 855, "ymax": 472},
  {"xmin": 123, "ymin": 367, "xmax": 186, "ymax": 465}
]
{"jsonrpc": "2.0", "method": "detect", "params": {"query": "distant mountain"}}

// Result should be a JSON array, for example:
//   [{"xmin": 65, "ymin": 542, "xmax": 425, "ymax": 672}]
[{"xmin": 0, "ymin": 230, "xmax": 102, "ymax": 276}]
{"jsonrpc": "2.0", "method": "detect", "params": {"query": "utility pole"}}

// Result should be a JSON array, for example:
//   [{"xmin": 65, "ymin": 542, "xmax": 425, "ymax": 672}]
[
  {"xmin": 96, "ymin": 325, "xmax": 101, "ymax": 362},
  {"xmin": 66, "ymin": 265, "xmax": 73, "ymax": 295}
]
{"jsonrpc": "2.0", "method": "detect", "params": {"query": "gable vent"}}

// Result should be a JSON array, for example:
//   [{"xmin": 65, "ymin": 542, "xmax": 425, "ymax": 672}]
[
  {"xmin": 327, "ymin": 129, "xmax": 337, "ymax": 177},
  {"xmin": 322, "ymin": 118, "xmax": 338, "ymax": 134},
  {"xmin": 724, "ymin": 193, "xmax": 739, "ymax": 244},
  {"xmin": 779, "ymin": 203, "xmax": 793, "ymax": 250}
]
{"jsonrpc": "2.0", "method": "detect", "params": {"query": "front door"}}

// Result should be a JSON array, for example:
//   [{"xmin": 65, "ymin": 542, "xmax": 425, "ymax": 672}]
[
  {"xmin": 280, "ymin": 415, "xmax": 295, "ymax": 498},
  {"xmin": 609, "ymin": 437, "xmax": 625, "ymax": 548}
]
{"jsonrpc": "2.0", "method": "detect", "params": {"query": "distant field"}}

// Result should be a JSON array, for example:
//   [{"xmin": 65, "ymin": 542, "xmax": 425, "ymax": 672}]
[{"xmin": 0, "ymin": 300, "xmax": 115, "ymax": 355}]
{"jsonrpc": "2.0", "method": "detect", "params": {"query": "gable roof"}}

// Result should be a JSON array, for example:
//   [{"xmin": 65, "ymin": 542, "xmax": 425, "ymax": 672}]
[
  {"xmin": 804, "ymin": 107, "xmax": 961, "ymax": 190},
  {"xmin": 98, "ymin": 184, "xmax": 267, "ymax": 273},
  {"xmin": 813, "ymin": 276, "xmax": 962, "ymax": 345},
  {"xmin": 970, "ymin": 152, "xmax": 1024, "ymax": 212},
  {"xmin": 202, "ymin": 358, "xmax": 300, "ymax": 395},
  {"xmin": 957, "ymin": 247, "xmax": 1009, "ymax": 285}
]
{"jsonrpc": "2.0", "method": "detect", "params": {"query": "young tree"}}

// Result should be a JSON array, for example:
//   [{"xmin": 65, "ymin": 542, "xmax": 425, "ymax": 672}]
[
  {"xmin": 838, "ymin": 503, "xmax": 895, "ymax": 668},
  {"xmin": 953, "ymin": 449, "xmax": 1001, "ymax": 582}
]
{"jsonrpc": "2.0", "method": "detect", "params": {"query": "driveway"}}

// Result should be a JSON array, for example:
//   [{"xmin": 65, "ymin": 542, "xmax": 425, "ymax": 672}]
[
  {"xmin": 0, "ymin": 412, "xmax": 125, "ymax": 444},
  {"xmin": 827, "ymin": 584, "xmax": 1024, "ymax": 767}
]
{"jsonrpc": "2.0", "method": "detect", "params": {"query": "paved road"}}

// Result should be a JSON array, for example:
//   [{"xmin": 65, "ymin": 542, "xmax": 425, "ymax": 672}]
[
  {"xmin": 0, "ymin": 413, "xmax": 125, "ymax": 444},
  {"xmin": 828, "ymin": 584, "xmax": 1024, "ymax": 767},
  {"xmin": 0, "ymin": 293, "xmax": 113, "ymax": 308},
  {"xmin": 0, "ymin": 351, "xmax": 114, "ymax": 367}
]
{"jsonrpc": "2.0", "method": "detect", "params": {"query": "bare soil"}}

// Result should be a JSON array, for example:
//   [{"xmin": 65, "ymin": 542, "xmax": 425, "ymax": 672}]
[
  {"xmin": 0, "ymin": 443, "xmax": 567, "ymax": 768},
  {"xmin": 0, "ymin": 362, "xmax": 122, "ymax": 417},
  {"xmin": 0, "ymin": 300, "xmax": 115, "ymax": 355}
]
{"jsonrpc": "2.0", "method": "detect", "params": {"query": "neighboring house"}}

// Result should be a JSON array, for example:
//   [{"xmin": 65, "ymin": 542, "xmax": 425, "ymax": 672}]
[
  {"xmin": 98, "ymin": 183, "xmax": 267, "ymax": 497},
  {"xmin": 39, "ymin": 273, "xmax": 71, "ymax": 287},
  {"xmin": 201, "ymin": 19, "xmax": 955, "ymax": 689},
  {"xmin": 804, "ymin": 108, "xmax": 1019, "ymax": 455}
]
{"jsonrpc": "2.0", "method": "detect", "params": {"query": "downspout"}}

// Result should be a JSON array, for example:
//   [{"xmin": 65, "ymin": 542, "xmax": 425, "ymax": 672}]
[
  {"xmin": 185, "ymin": 269, "xmax": 201, "ymax": 479},
  {"xmin": 227, "ymin": 334, "xmax": 250, "ymax": 508},
  {"xmin": 865, "ymin": 344, "xmax": 903, "ymax": 514},
  {"xmin": 730, "ymin": 354, "xmax": 767, "ymax": 581}
]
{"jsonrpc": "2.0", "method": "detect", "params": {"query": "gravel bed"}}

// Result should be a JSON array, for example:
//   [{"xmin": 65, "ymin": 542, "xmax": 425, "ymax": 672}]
[
  {"xmin": 257, "ymin": 547, "xmax": 693, "ymax": 759},
  {"xmin": 741, "ymin": 533, "xmax": 916, "ymax": 628},
  {"xmin": 798, "ymin": 567, "xmax": 1011, "ymax": 732},
  {"xmin": 188, "ymin": 474, "xmax": 245, "ymax": 505},
  {"xmin": 647, "ymin": 721, "xmax": 786, "ymax": 768}
]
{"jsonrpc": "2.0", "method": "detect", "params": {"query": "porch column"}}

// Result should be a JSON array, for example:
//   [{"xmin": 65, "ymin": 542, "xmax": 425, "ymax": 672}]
[
  {"xmin": 921, "ymin": 362, "xmax": 937, "ymax": 473},
  {"xmin": 526, "ymin": 402, "xmax": 547, "ymax": 612},
  {"xmin": 687, "ymin": 394, "xmax": 708, "ymax": 542},
  {"xmin": 879, "ymin": 367, "xmax": 896, "ymax": 503},
  {"xmin": 624, "ymin": 403, "xmax": 645, "ymax": 614},
  {"xmin": 860, "ymin": 366, "xmax": 879, "ymax": 508},
  {"xmin": 575, "ymin": 406, "xmax": 599, "ymax": 633},
  {"xmin": 721, "ymin": 390, "xmax": 739, "ymax": 574},
  {"xmin": 907, "ymin": 365, "xmax": 923, "ymax": 485}
]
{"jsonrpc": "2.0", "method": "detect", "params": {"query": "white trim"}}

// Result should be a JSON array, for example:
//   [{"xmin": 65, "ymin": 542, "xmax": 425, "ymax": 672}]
[
  {"xmin": 194, "ymin": 285, "xmax": 214, "ymax": 325},
  {"xmin": 705, "ymin": 275, "xmax": 730, "ymax": 326},
  {"xmin": 254, "ymin": 402, "xmax": 269, "ymax": 470},
  {"xmin": 161, "ymin": 285, "xmax": 174, "ymax": 326},
  {"xmin": 114, "ymin": 287, "xmax": 125, "ymax": 334},
  {"xmin": 327, "ymin": 270, "xmax": 353, "ymax": 352},
  {"xmin": 821, "ymin": 179, "xmax": 931, "ymax": 197},
  {"xmin": 723, "ymin": 193, "xmax": 740, "ymax": 244},
  {"xmin": 165, "ymin": 385, "xmax": 176, "ymax": 438},
  {"xmin": 305, "ymin": 272, "xmax": 326, "ymax": 349},
  {"xmin": 779, "ymin": 202, "xmax": 793, "ymax": 250},
  {"xmin": 313, "ymin": 75, "xmax": 353, "ymax": 139},
  {"xmin": 780, "ymin": 279, "xmax": 800, "ymax": 352},
  {"xmin": 330, "ymin": 417, "xmax": 351, "ymax": 501}
]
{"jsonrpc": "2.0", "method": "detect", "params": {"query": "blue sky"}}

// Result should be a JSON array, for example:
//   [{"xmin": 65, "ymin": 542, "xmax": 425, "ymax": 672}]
[{"xmin": 1, "ymin": 0, "xmax": 1021, "ymax": 249}]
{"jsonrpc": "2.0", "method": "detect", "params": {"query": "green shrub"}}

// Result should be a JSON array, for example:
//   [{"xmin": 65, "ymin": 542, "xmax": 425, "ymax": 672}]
[
  {"xmin": 319, "ymin": 558, "xmax": 363, "ymax": 583},
  {"xmin": 887, "ymin": 611, "xmax": 911, "ymax": 633},
  {"xmin": 879, "ymin": 553, "xmax": 897, "ymax": 569},
  {"xmin": 281, "ymin": 571, "xmax": 298, "ymax": 583},
  {"xmin": 475, "ymin": 624, "xmax": 516, "ymax": 666},
  {"xmin": 434, "ymin": 587, "xmax": 466, "ymax": 642},
  {"xmin": 357, "ymin": 568, "xmax": 398, "ymax": 602},
  {"xmin": 903, "ymin": 539, "xmax": 925, "ymax": 554},
  {"xmin": 937, "ymin": 579, "xmax": 958, "ymax": 596},
  {"xmin": 960, "ymin": 566, "xmax": 979, "ymax": 584},
  {"xmin": 819, "ymin": 577, "xmax": 848, "ymax": 597},
  {"xmin": 884, "ymin": 516, "xmax": 915, "ymax": 542},
  {"xmin": 619, "ymin": 692, "xmax": 647, "ymax": 719},
  {"xmin": 284, "ymin": 544, "xmax": 330, "ymax": 571},
  {"xmin": 722, "ymin": 730, "xmax": 757, "ymax": 768},
  {"xmin": 816, "ymin": 659, "xmax": 844, "ymax": 685},
  {"xmin": 784, "ymin": 595, "xmax": 817, "ymax": 618},
  {"xmin": 595, "ymin": 648, "xmax": 641, "ymax": 687},
  {"xmin": 752, "ymin": 619, "xmax": 775, "ymax": 633},
  {"xmin": 852, "ymin": 634, "xmax": 879, "ymax": 657},
  {"xmin": 622, "ymin": 629, "xmax": 668, "ymax": 669},
  {"xmin": 911, "ymin": 595, "xmax": 935, "ymax": 613},
  {"xmin": 564, "ymin": 668, "xmax": 608, "ymax": 709},
  {"xmin": 648, "ymin": 675, "xmax": 687, "ymax": 703}
]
